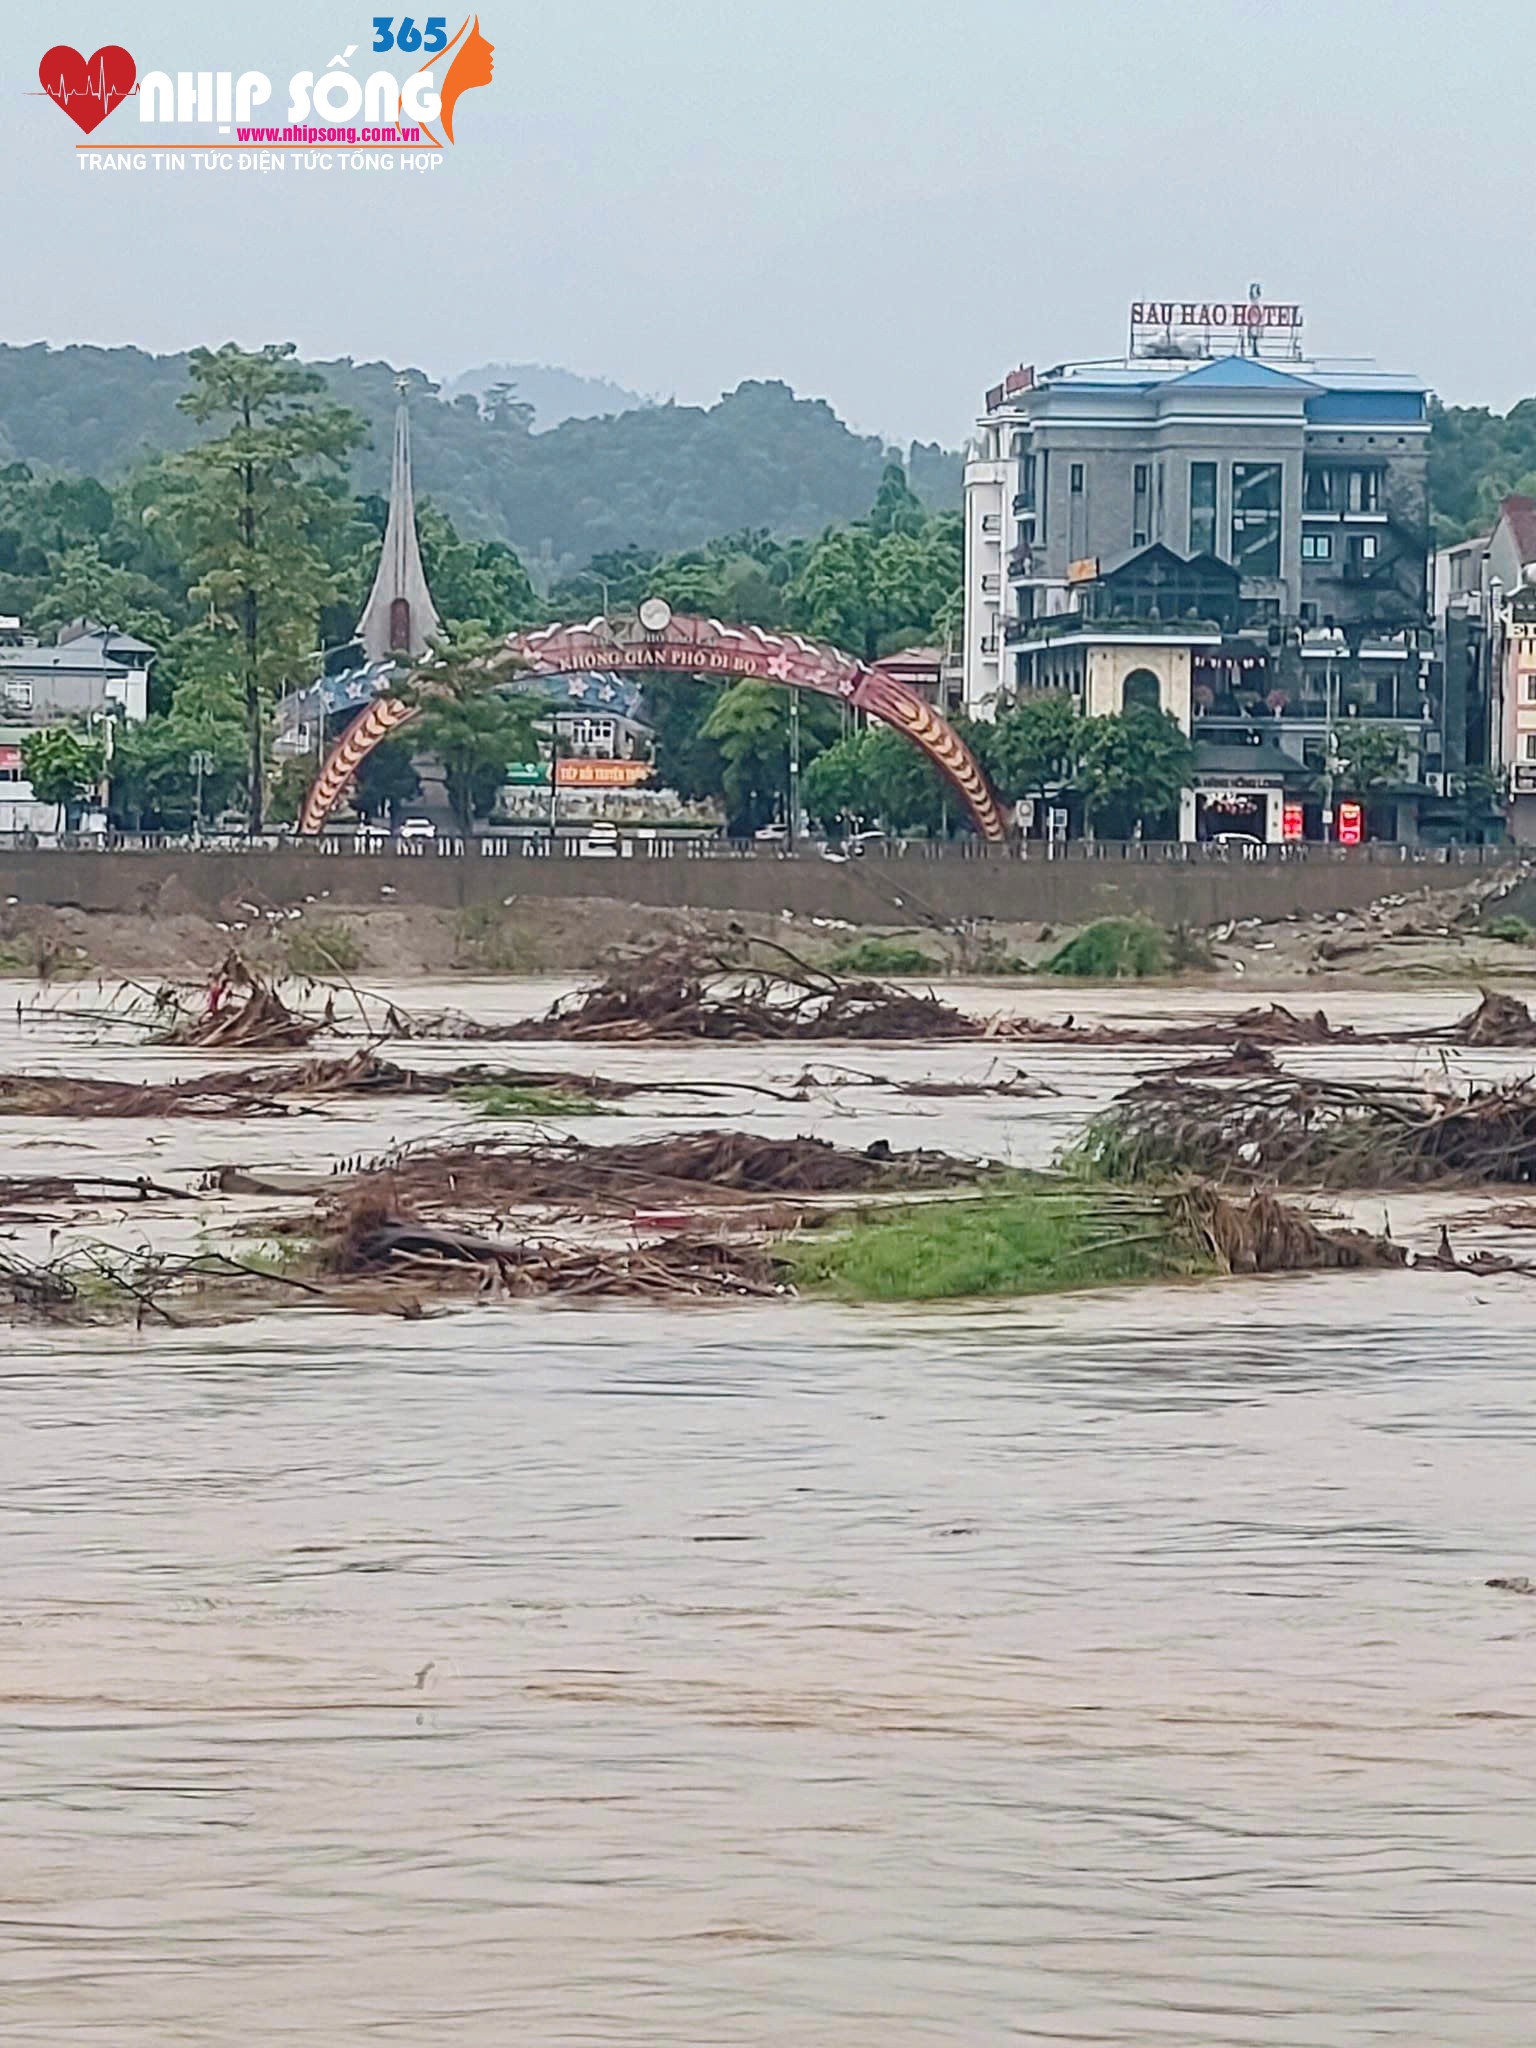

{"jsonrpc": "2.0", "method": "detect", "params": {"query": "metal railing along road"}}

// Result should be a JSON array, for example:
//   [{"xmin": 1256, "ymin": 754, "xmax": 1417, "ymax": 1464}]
[{"xmin": 0, "ymin": 832, "xmax": 1514, "ymax": 868}]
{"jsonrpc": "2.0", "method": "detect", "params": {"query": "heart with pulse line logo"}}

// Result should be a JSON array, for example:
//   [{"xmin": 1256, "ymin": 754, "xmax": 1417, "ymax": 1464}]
[{"xmin": 39, "ymin": 45, "xmax": 137, "ymax": 134}]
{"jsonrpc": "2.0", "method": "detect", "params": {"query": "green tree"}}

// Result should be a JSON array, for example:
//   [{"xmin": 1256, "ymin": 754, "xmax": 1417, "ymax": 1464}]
[
  {"xmin": 983, "ymin": 693, "xmax": 1083, "ymax": 805},
  {"xmin": 170, "ymin": 343, "xmax": 366, "ymax": 828},
  {"xmin": 1077, "ymin": 707, "xmax": 1195, "ymax": 840},
  {"xmin": 352, "ymin": 735, "xmax": 422, "ymax": 825},
  {"xmin": 405, "ymin": 637, "xmax": 541, "ymax": 835},
  {"xmin": 858, "ymin": 725, "xmax": 950, "ymax": 835},
  {"xmin": 643, "ymin": 671, "xmax": 726, "ymax": 803},
  {"xmin": 800, "ymin": 724, "xmax": 953, "ymax": 836},
  {"xmin": 1333, "ymin": 722, "xmax": 1407, "ymax": 797},
  {"xmin": 700, "ymin": 680, "xmax": 789, "ymax": 832},
  {"xmin": 410, "ymin": 501, "xmax": 541, "ymax": 635},
  {"xmin": 801, "ymin": 732, "xmax": 869, "ymax": 831},
  {"xmin": 108, "ymin": 670, "xmax": 245, "ymax": 829},
  {"xmin": 867, "ymin": 459, "xmax": 928, "ymax": 539},
  {"xmin": 20, "ymin": 728, "xmax": 106, "ymax": 820}
]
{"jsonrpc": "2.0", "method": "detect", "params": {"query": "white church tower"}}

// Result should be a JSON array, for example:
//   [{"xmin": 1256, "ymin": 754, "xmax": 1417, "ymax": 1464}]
[{"xmin": 356, "ymin": 376, "xmax": 442, "ymax": 664}]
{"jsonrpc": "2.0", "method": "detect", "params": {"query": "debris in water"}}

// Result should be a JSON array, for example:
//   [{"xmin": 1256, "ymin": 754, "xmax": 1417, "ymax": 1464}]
[{"xmin": 1080, "ymin": 1068, "xmax": 1536, "ymax": 1189}]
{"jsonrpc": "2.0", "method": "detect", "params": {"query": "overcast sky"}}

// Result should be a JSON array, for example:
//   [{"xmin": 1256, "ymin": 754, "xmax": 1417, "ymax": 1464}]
[{"xmin": 7, "ymin": 0, "xmax": 1527, "ymax": 445}]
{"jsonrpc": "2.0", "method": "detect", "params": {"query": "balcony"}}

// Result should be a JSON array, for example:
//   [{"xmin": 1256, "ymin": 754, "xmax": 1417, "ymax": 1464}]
[
  {"xmin": 1007, "ymin": 546, "xmax": 1034, "ymax": 578},
  {"xmin": 1012, "ymin": 492, "xmax": 1035, "ymax": 515}
]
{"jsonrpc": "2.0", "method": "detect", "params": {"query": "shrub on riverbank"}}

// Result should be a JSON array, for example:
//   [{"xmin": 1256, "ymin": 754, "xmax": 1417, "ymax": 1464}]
[
  {"xmin": 825, "ymin": 937, "xmax": 941, "ymax": 977},
  {"xmin": 1042, "ymin": 918, "xmax": 1170, "ymax": 979}
]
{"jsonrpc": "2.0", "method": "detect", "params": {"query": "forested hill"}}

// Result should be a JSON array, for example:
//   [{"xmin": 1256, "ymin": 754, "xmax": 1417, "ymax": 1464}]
[{"xmin": 0, "ymin": 344, "xmax": 960, "ymax": 579}]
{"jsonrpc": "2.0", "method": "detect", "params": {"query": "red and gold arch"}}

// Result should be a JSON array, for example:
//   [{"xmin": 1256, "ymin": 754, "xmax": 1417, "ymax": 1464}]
[{"xmin": 298, "ymin": 613, "xmax": 1006, "ymax": 841}]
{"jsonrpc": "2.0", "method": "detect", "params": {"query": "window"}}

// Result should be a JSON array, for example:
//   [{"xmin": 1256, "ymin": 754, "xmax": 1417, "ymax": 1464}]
[
  {"xmin": 1231, "ymin": 463, "xmax": 1282, "ymax": 578},
  {"xmin": 1068, "ymin": 463, "xmax": 1087, "ymax": 557},
  {"xmin": 2, "ymin": 680, "xmax": 33, "ymax": 710},
  {"xmin": 1523, "ymin": 733, "xmax": 1536, "ymax": 764},
  {"xmin": 1132, "ymin": 462, "xmax": 1150, "ymax": 552},
  {"xmin": 1353, "ymin": 534, "xmax": 1379, "ymax": 562},
  {"xmin": 1301, "ymin": 532, "xmax": 1333, "ymax": 562},
  {"xmin": 1122, "ymin": 668, "xmax": 1161, "ymax": 712},
  {"xmin": 980, "ymin": 513, "xmax": 1000, "ymax": 534},
  {"xmin": 1348, "ymin": 469, "xmax": 1382, "ymax": 513},
  {"xmin": 1010, "ymin": 432, "xmax": 1028, "ymax": 457},
  {"xmin": 1189, "ymin": 462, "xmax": 1218, "ymax": 555},
  {"xmin": 1522, "ymin": 674, "xmax": 1536, "ymax": 704},
  {"xmin": 1303, "ymin": 467, "xmax": 1335, "ymax": 513}
]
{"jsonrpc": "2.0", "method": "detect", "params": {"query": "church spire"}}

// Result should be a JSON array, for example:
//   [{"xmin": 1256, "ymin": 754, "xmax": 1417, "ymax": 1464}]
[{"xmin": 356, "ymin": 375, "xmax": 442, "ymax": 664}]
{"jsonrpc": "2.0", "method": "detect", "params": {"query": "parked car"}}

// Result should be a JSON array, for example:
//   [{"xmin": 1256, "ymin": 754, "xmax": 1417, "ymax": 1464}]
[
  {"xmin": 754, "ymin": 821, "xmax": 789, "ymax": 844},
  {"xmin": 578, "ymin": 821, "xmax": 620, "ymax": 858},
  {"xmin": 397, "ymin": 817, "xmax": 438, "ymax": 842}
]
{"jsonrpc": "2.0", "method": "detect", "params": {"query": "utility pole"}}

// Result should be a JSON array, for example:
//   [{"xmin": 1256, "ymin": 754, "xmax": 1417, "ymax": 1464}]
[
  {"xmin": 787, "ymin": 690, "xmax": 801, "ymax": 848},
  {"xmin": 547, "ymin": 719, "xmax": 561, "ymax": 843}
]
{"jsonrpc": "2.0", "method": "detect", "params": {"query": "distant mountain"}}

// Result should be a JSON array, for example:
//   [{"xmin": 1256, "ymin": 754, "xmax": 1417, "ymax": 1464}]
[
  {"xmin": 441, "ymin": 361, "xmax": 650, "ymax": 431},
  {"xmin": 0, "ymin": 343, "xmax": 962, "ymax": 579}
]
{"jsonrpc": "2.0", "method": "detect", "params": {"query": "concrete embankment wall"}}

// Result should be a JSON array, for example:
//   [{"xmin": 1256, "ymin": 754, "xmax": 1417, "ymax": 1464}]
[{"xmin": 0, "ymin": 849, "xmax": 1503, "ymax": 929}]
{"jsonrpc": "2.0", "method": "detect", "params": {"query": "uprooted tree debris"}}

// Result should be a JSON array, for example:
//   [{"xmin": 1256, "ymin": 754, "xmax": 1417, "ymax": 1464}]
[
  {"xmin": 154, "ymin": 961, "xmax": 323, "ymax": 1051},
  {"xmin": 494, "ymin": 941, "xmax": 981, "ymax": 1043},
  {"xmin": 319, "ymin": 1128, "xmax": 989, "ymax": 1221},
  {"xmin": 0, "ymin": 1048, "xmax": 638, "ymax": 1119},
  {"xmin": 1080, "ymin": 1066, "xmax": 1536, "ymax": 1189},
  {"xmin": 319, "ymin": 1196, "xmax": 784, "ymax": 1300},
  {"xmin": 466, "ymin": 939, "xmax": 1536, "ymax": 1053}
]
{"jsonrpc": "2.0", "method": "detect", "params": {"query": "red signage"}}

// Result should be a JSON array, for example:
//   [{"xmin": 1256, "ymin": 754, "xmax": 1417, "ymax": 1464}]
[
  {"xmin": 1131, "ymin": 299, "xmax": 1302, "ymax": 331},
  {"xmin": 555, "ymin": 758, "xmax": 651, "ymax": 788},
  {"xmin": 1282, "ymin": 801, "xmax": 1305, "ymax": 843},
  {"xmin": 984, "ymin": 364, "xmax": 1035, "ymax": 411},
  {"xmin": 1336, "ymin": 801, "xmax": 1364, "ymax": 846}
]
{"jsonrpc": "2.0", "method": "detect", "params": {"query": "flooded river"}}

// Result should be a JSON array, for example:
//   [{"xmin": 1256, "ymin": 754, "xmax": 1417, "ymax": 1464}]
[{"xmin": 4, "ymin": 980, "xmax": 1536, "ymax": 2044}]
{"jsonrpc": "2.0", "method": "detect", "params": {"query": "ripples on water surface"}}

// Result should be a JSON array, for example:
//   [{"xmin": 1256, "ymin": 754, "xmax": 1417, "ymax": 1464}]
[
  {"xmin": 6, "ymin": 1283, "xmax": 1536, "ymax": 2045},
  {"xmin": 4, "ymin": 983, "xmax": 1536, "ymax": 2042}
]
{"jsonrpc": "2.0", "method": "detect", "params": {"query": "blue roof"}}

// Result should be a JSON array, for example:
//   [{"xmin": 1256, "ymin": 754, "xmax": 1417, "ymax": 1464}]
[{"xmin": 1166, "ymin": 355, "xmax": 1316, "ymax": 391}]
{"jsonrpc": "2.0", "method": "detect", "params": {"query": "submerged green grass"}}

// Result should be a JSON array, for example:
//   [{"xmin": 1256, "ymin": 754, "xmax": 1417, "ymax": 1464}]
[
  {"xmin": 786, "ymin": 1189, "xmax": 1210, "ymax": 1301},
  {"xmin": 453, "ymin": 1081, "xmax": 606, "ymax": 1119}
]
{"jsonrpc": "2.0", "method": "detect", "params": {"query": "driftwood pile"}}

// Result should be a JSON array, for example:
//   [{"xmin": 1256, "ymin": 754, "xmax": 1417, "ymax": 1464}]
[
  {"xmin": 327, "ymin": 1128, "xmax": 985, "ymax": 1221},
  {"xmin": 1084, "ymin": 1068, "xmax": 1536, "ymax": 1189},
  {"xmin": 1176, "ymin": 1186, "xmax": 1405, "ymax": 1272},
  {"xmin": 501, "ymin": 942, "xmax": 978, "ymax": 1043},
  {"xmin": 0, "ymin": 1048, "xmax": 635, "ymax": 1119},
  {"xmin": 320, "ymin": 1195, "xmax": 783, "ymax": 1299},
  {"xmin": 157, "ymin": 967, "xmax": 321, "ymax": 1051}
]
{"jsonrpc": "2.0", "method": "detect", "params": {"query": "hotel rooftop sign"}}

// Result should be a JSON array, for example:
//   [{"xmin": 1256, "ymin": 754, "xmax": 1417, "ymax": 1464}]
[{"xmin": 1130, "ymin": 291, "xmax": 1304, "ymax": 359}]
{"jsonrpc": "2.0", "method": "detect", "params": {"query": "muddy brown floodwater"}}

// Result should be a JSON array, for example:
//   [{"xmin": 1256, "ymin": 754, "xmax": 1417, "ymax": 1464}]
[{"xmin": 4, "ymin": 980, "xmax": 1536, "ymax": 2045}]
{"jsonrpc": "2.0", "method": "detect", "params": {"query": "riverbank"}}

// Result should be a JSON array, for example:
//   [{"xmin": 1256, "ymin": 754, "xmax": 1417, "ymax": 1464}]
[{"xmin": 0, "ymin": 860, "xmax": 1531, "ymax": 985}]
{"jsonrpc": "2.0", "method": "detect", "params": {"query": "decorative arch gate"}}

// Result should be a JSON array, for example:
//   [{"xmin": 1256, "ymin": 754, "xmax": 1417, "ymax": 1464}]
[{"xmin": 298, "ymin": 611, "xmax": 1006, "ymax": 841}]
